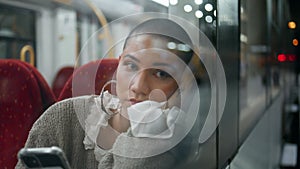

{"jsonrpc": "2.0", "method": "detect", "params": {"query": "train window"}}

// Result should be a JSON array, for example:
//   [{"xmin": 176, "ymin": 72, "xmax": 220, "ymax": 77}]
[
  {"xmin": 0, "ymin": 4, "xmax": 36, "ymax": 64},
  {"xmin": 239, "ymin": 0, "xmax": 268, "ymax": 141},
  {"xmin": 268, "ymin": 0, "xmax": 284, "ymax": 100},
  {"xmin": 169, "ymin": 0, "xmax": 217, "ymax": 169}
]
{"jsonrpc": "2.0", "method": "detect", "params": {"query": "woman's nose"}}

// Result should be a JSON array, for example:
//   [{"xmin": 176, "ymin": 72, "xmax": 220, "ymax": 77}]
[{"xmin": 130, "ymin": 70, "xmax": 150, "ymax": 96}]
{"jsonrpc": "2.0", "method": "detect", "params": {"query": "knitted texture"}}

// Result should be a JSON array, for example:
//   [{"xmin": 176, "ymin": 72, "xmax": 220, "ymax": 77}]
[
  {"xmin": 15, "ymin": 95, "xmax": 178, "ymax": 169},
  {"xmin": 15, "ymin": 96, "xmax": 98, "ymax": 168}
]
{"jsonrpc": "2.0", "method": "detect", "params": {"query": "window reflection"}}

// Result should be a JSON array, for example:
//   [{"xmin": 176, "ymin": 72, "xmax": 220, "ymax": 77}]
[
  {"xmin": 169, "ymin": 0, "xmax": 217, "ymax": 168},
  {"xmin": 239, "ymin": 0, "xmax": 266, "ymax": 119}
]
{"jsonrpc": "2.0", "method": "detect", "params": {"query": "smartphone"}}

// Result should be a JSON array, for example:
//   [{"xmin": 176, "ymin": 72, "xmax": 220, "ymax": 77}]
[{"xmin": 18, "ymin": 146, "xmax": 71, "ymax": 169}]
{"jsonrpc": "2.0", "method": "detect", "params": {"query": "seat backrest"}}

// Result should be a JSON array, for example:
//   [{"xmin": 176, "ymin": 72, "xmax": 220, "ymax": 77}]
[
  {"xmin": 52, "ymin": 66, "xmax": 74, "ymax": 98},
  {"xmin": 58, "ymin": 58, "xmax": 119, "ymax": 101},
  {"xmin": 0, "ymin": 59, "xmax": 56, "ymax": 168},
  {"xmin": 21, "ymin": 61, "xmax": 57, "ymax": 108}
]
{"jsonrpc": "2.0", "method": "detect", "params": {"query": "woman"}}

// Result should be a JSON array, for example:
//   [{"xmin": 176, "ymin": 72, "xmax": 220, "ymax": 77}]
[{"xmin": 16, "ymin": 18, "xmax": 200, "ymax": 169}]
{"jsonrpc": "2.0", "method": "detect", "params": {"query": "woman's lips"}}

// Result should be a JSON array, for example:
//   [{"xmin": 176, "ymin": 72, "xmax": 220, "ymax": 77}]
[{"xmin": 129, "ymin": 98, "xmax": 142, "ymax": 105}]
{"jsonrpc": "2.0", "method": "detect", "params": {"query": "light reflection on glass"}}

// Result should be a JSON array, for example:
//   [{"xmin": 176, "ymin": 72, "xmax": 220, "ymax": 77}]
[
  {"xmin": 169, "ymin": 0, "xmax": 178, "ymax": 6},
  {"xmin": 195, "ymin": 10, "xmax": 203, "ymax": 18},
  {"xmin": 204, "ymin": 3, "xmax": 213, "ymax": 12},
  {"xmin": 194, "ymin": 0, "xmax": 203, "ymax": 5},
  {"xmin": 184, "ymin": 4, "xmax": 193, "ymax": 13},
  {"xmin": 167, "ymin": 42, "xmax": 176, "ymax": 49},
  {"xmin": 205, "ymin": 15, "xmax": 213, "ymax": 23}
]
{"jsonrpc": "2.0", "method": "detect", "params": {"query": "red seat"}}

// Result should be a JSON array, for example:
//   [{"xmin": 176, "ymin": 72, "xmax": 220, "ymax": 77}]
[
  {"xmin": 58, "ymin": 58, "xmax": 119, "ymax": 101},
  {"xmin": 0, "ymin": 59, "xmax": 56, "ymax": 168},
  {"xmin": 52, "ymin": 66, "xmax": 74, "ymax": 98},
  {"xmin": 21, "ymin": 61, "xmax": 57, "ymax": 108}
]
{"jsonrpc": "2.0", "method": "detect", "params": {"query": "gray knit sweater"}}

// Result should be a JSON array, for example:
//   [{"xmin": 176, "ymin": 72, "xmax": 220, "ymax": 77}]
[{"xmin": 15, "ymin": 95, "xmax": 183, "ymax": 169}]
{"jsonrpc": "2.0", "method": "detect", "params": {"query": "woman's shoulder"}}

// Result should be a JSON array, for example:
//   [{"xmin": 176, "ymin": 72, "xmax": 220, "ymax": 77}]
[
  {"xmin": 54, "ymin": 95, "xmax": 98, "ymax": 108},
  {"xmin": 47, "ymin": 95, "xmax": 98, "ymax": 113},
  {"xmin": 20, "ymin": 95, "xmax": 100, "ymax": 167},
  {"xmin": 35, "ymin": 95, "xmax": 99, "ymax": 126}
]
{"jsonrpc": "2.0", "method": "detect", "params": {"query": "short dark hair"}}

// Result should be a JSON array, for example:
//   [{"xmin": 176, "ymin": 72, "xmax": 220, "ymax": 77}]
[{"xmin": 123, "ymin": 18, "xmax": 194, "ymax": 64}]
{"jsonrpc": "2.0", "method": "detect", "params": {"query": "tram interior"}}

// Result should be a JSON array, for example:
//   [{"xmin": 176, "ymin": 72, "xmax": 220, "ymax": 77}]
[{"xmin": 0, "ymin": 0, "xmax": 300, "ymax": 169}]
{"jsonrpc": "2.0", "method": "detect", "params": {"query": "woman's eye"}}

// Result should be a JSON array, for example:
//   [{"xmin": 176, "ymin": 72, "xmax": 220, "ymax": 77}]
[
  {"xmin": 154, "ymin": 69, "xmax": 171, "ymax": 79},
  {"xmin": 124, "ymin": 61, "xmax": 138, "ymax": 71}
]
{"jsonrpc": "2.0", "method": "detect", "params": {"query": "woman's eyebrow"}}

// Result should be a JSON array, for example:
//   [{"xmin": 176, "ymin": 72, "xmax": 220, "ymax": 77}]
[
  {"xmin": 124, "ymin": 54, "xmax": 140, "ymax": 63},
  {"xmin": 152, "ymin": 62, "xmax": 176, "ymax": 71}
]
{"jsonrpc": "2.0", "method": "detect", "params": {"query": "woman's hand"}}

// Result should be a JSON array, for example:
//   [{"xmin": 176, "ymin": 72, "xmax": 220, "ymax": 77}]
[{"xmin": 127, "ymin": 101, "xmax": 181, "ymax": 139}]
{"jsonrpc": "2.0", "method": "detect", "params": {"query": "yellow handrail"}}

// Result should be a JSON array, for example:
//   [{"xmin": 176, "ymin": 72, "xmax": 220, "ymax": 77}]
[
  {"xmin": 83, "ymin": 0, "xmax": 115, "ymax": 58},
  {"xmin": 20, "ymin": 45, "xmax": 35, "ymax": 66}
]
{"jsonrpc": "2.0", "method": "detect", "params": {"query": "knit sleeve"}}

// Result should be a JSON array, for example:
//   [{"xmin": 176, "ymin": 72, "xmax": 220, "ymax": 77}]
[
  {"xmin": 15, "ymin": 96, "xmax": 99, "ymax": 169},
  {"xmin": 15, "ymin": 101, "xmax": 66, "ymax": 169},
  {"xmin": 112, "ymin": 151, "xmax": 176, "ymax": 169},
  {"xmin": 100, "ymin": 152, "xmax": 176, "ymax": 169},
  {"xmin": 26, "ymin": 104, "xmax": 63, "ymax": 146}
]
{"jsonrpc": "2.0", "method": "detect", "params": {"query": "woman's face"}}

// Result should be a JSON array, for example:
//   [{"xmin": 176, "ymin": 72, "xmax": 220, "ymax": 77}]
[{"xmin": 116, "ymin": 35, "xmax": 187, "ymax": 108}]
